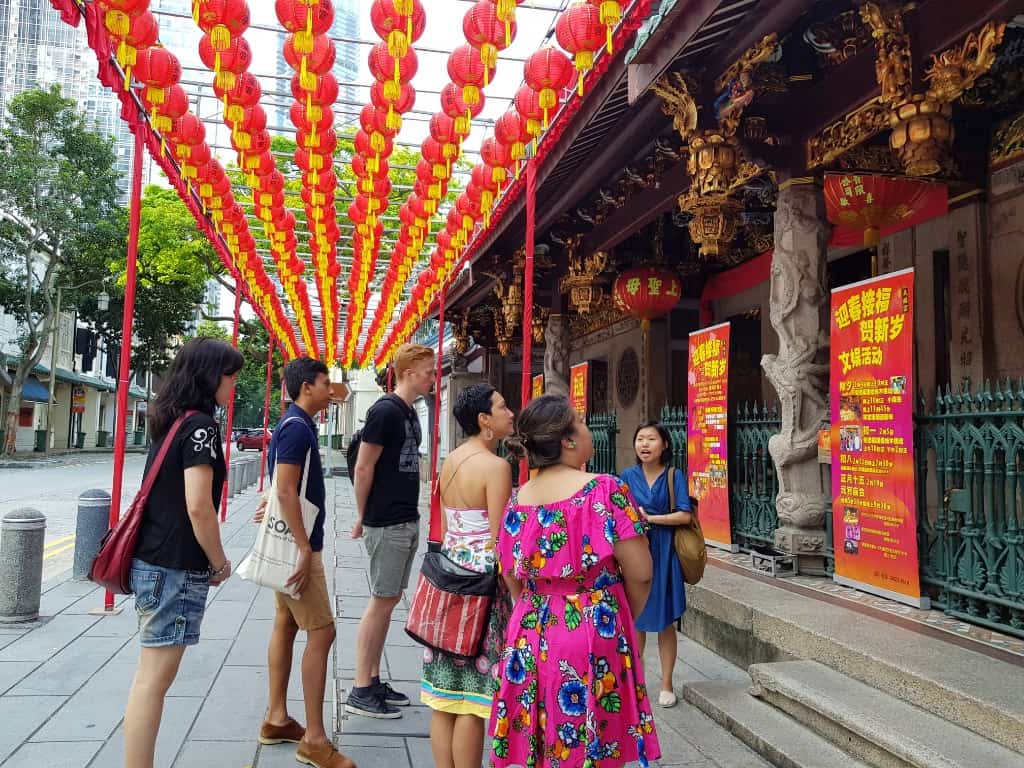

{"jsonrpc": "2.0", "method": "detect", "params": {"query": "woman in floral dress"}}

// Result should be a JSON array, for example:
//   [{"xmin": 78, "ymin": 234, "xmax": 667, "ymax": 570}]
[
  {"xmin": 422, "ymin": 384, "xmax": 516, "ymax": 768},
  {"xmin": 491, "ymin": 395, "xmax": 660, "ymax": 768}
]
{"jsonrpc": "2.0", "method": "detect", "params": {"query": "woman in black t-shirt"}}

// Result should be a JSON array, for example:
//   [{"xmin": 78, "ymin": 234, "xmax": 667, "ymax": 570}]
[{"xmin": 123, "ymin": 337, "xmax": 242, "ymax": 768}]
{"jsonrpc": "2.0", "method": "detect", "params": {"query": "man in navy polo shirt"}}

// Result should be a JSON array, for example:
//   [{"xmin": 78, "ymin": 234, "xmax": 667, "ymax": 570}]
[{"xmin": 258, "ymin": 357, "xmax": 354, "ymax": 768}]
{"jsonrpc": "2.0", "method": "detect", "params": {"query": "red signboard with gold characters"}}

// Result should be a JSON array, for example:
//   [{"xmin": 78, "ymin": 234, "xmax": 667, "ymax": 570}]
[
  {"xmin": 687, "ymin": 322, "xmax": 734, "ymax": 551},
  {"xmin": 830, "ymin": 268, "xmax": 928, "ymax": 608},
  {"xmin": 569, "ymin": 362, "xmax": 588, "ymax": 418}
]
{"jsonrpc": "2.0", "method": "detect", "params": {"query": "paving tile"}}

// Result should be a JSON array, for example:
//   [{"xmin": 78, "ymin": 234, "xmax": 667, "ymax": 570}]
[
  {"xmin": 193, "ymin": 598, "xmax": 252, "ymax": 639},
  {"xmin": 225, "ymin": 621, "xmax": 278, "ymax": 666},
  {"xmin": 0, "ymin": 615, "xmax": 99, "ymax": 662},
  {"xmin": 0, "ymin": 696, "xmax": 66, "ymax": 763},
  {"xmin": 338, "ymin": 704, "xmax": 432, "ymax": 738},
  {"xmin": 384, "ymin": 644, "xmax": 427, "ymax": 682},
  {"xmin": 404, "ymin": 736, "xmax": 438, "ymax": 767},
  {"xmin": 88, "ymin": 696, "xmax": 205, "ymax": 768},
  {"xmin": 7, "ymin": 636, "xmax": 124, "ymax": 695},
  {"xmin": 31, "ymin": 662, "xmax": 135, "ymax": 742},
  {"xmin": 2, "ymin": 739, "xmax": 103, "ymax": 768},
  {"xmin": 188, "ymin": 665, "xmax": 270, "ymax": 741},
  {"xmin": 337, "ymin": 744, "xmax": 411, "ymax": 767},
  {"xmin": 213, "ymin": 574, "xmax": 262, "ymax": 603},
  {"xmin": 172, "ymin": 739, "xmax": 258, "ymax": 768},
  {"xmin": 247, "ymin": 592, "xmax": 280, "ymax": 621},
  {"xmin": 167, "ymin": 639, "xmax": 232, "ymax": 697},
  {"xmin": 80, "ymin": 604, "xmax": 141, "ymax": 638},
  {"xmin": 0, "ymin": 661, "xmax": 38, "ymax": 695}
]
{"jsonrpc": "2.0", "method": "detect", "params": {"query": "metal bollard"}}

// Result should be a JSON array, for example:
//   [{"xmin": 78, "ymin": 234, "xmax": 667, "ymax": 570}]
[
  {"xmin": 243, "ymin": 459, "xmax": 253, "ymax": 488},
  {"xmin": 74, "ymin": 489, "xmax": 111, "ymax": 581},
  {"xmin": 248, "ymin": 458, "xmax": 258, "ymax": 487},
  {"xmin": 0, "ymin": 509, "xmax": 46, "ymax": 622},
  {"xmin": 229, "ymin": 462, "xmax": 239, "ymax": 497}
]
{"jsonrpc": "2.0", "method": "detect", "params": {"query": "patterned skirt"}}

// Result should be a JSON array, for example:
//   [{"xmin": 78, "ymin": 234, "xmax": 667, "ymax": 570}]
[{"xmin": 421, "ymin": 581, "xmax": 511, "ymax": 718}]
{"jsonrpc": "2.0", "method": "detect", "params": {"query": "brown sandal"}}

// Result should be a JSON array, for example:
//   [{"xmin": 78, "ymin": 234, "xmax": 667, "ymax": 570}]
[{"xmin": 258, "ymin": 717, "xmax": 306, "ymax": 745}]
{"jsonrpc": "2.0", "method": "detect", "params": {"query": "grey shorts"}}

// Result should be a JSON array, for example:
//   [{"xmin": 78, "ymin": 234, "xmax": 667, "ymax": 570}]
[{"xmin": 364, "ymin": 520, "xmax": 420, "ymax": 598}]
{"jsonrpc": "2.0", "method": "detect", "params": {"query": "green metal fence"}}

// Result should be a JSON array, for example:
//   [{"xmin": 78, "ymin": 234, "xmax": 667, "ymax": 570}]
[
  {"xmin": 915, "ymin": 380, "xmax": 1024, "ymax": 637},
  {"xmin": 731, "ymin": 402, "xmax": 782, "ymax": 550},
  {"xmin": 660, "ymin": 402, "xmax": 781, "ymax": 551},
  {"xmin": 587, "ymin": 412, "xmax": 618, "ymax": 475}
]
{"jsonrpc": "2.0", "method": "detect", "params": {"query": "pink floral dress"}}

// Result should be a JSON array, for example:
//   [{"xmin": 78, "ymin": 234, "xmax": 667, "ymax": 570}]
[{"xmin": 489, "ymin": 475, "xmax": 661, "ymax": 768}]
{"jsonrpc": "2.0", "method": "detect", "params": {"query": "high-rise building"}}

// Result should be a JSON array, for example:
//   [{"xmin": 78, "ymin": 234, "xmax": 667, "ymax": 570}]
[{"xmin": 0, "ymin": 0, "xmax": 133, "ymax": 201}]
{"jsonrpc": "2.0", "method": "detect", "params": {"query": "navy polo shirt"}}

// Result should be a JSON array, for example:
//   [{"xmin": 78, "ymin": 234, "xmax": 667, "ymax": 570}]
[{"xmin": 268, "ymin": 403, "xmax": 326, "ymax": 551}]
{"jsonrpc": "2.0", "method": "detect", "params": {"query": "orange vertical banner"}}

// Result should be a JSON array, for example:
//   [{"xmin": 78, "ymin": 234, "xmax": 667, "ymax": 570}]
[
  {"xmin": 687, "ymin": 322, "xmax": 734, "ymax": 552},
  {"xmin": 531, "ymin": 374, "xmax": 544, "ymax": 399},
  {"xmin": 830, "ymin": 268, "xmax": 927, "ymax": 608}
]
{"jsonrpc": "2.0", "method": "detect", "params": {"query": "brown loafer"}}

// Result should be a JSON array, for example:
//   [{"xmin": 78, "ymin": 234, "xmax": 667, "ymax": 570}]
[
  {"xmin": 258, "ymin": 717, "xmax": 305, "ymax": 745},
  {"xmin": 295, "ymin": 739, "xmax": 356, "ymax": 768}
]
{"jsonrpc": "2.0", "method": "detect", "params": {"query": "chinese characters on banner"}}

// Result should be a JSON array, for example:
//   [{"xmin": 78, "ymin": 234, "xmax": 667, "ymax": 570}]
[
  {"xmin": 72, "ymin": 386, "xmax": 86, "ymax": 415},
  {"xmin": 830, "ymin": 268, "xmax": 928, "ymax": 608},
  {"xmin": 532, "ymin": 374, "xmax": 544, "ymax": 399},
  {"xmin": 569, "ymin": 363, "xmax": 588, "ymax": 417},
  {"xmin": 687, "ymin": 322, "xmax": 735, "ymax": 551}
]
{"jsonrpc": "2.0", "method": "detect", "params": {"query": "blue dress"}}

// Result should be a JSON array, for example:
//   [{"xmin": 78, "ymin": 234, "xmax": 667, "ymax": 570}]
[{"xmin": 619, "ymin": 464, "xmax": 688, "ymax": 632}]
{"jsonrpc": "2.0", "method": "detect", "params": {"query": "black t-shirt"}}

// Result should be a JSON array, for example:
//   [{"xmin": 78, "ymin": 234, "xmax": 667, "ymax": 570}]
[
  {"xmin": 135, "ymin": 412, "xmax": 225, "ymax": 571},
  {"xmin": 361, "ymin": 394, "xmax": 421, "ymax": 527}
]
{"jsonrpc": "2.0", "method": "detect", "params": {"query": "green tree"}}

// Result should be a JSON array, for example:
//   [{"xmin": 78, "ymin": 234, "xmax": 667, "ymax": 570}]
[
  {"xmin": 72, "ymin": 185, "xmax": 224, "ymax": 381},
  {"xmin": 190, "ymin": 319, "xmax": 230, "ymax": 342},
  {"xmin": 233, "ymin": 318, "xmax": 284, "ymax": 428},
  {"xmin": 0, "ymin": 86, "xmax": 120, "ymax": 452}
]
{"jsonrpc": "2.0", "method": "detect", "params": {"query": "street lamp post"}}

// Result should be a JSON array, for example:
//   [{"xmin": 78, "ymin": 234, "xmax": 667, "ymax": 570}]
[{"xmin": 46, "ymin": 282, "xmax": 108, "ymax": 451}]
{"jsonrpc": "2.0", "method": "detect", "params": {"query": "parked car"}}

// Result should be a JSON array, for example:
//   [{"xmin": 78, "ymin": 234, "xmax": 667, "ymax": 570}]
[{"xmin": 236, "ymin": 428, "xmax": 272, "ymax": 451}]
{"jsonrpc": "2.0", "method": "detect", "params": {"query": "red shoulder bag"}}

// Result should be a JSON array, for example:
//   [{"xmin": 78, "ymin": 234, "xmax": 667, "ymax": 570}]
[{"xmin": 89, "ymin": 411, "xmax": 197, "ymax": 594}]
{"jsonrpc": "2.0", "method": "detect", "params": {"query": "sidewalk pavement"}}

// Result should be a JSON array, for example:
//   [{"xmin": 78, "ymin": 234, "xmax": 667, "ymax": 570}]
[{"xmin": 0, "ymin": 475, "xmax": 769, "ymax": 768}]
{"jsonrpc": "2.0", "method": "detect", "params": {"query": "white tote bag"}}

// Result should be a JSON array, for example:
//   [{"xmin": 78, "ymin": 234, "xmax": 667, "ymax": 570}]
[{"xmin": 237, "ymin": 437, "xmax": 319, "ymax": 598}]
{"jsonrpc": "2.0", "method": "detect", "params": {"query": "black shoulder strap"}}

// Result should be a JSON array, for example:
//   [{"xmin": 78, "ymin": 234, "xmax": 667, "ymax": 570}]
[{"xmin": 667, "ymin": 465, "xmax": 676, "ymax": 512}]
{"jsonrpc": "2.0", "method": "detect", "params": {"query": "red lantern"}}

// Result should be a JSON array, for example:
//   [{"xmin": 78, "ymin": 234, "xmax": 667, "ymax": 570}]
[
  {"xmin": 134, "ymin": 48, "xmax": 181, "ymax": 87},
  {"xmin": 370, "ymin": 80, "xmax": 415, "ymax": 125},
  {"xmin": 368, "ymin": 42, "xmax": 418, "ymax": 94},
  {"xmin": 283, "ymin": 33, "xmax": 335, "ymax": 74},
  {"xmin": 108, "ymin": 11, "xmax": 157, "ymax": 68},
  {"xmin": 169, "ymin": 112, "xmax": 205, "ymax": 145},
  {"xmin": 823, "ymin": 174, "xmax": 948, "ymax": 247},
  {"xmin": 144, "ymin": 84, "xmax": 188, "ymax": 132},
  {"xmin": 290, "ymin": 72, "xmax": 338, "ymax": 105},
  {"xmin": 217, "ymin": 71, "xmax": 261, "ymax": 108},
  {"xmin": 485, "ymin": 0, "xmax": 523, "ymax": 47},
  {"xmin": 429, "ymin": 112, "xmax": 463, "ymax": 154},
  {"xmin": 352, "ymin": 154, "xmax": 389, "ymax": 179},
  {"xmin": 448, "ymin": 45, "xmax": 493, "ymax": 107},
  {"xmin": 258, "ymin": 171, "xmax": 285, "ymax": 195},
  {"xmin": 289, "ymin": 102, "xmax": 333, "ymax": 132},
  {"xmin": 588, "ymin": 0, "xmax": 621, "ymax": 53},
  {"xmin": 194, "ymin": 0, "xmax": 250, "ymax": 36},
  {"xmin": 555, "ymin": 2, "xmax": 605, "ymax": 95},
  {"xmin": 421, "ymin": 137, "xmax": 449, "ymax": 179},
  {"xmin": 275, "ymin": 0, "xmax": 334, "ymax": 35},
  {"xmin": 440, "ymin": 82, "xmax": 484, "ymax": 137},
  {"xmin": 494, "ymin": 109, "xmax": 530, "ymax": 162},
  {"xmin": 463, "ymin": 1, "xmax": 515, "ymax": 70},
  {"xmin": 199, "ymin": 34, "xmax": 252, "ymax": 74},
  {"xmin": 611, "ymin": 265, "xmax": 683, "ymax": 329},
  {"xmin": 226, "ymin": 103, "xmax": 266, "ymax": 133},
  {"xmin": 370, "ymin": 0, "xmax": 426, "ymax": 55},
  {"xmin": 297, "ymin": 127, "xmax": 338, "ymax": 154},
  {"xmin": 524, "ymin": 48, "xmax": 573, "ymax": 127},
  {"xmin": 480, "ymin": 136, "xmax": 511, "ymax": 185},
  {"xmin": 360, "ymin": 104, "xmax": 397, "ymax": 138},
  {"xmin": 514, "ymin": 84, "xmax": 544, "ymax": 142}
]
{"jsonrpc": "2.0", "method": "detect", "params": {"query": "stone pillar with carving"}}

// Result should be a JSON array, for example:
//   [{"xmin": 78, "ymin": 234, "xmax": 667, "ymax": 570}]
[
  {"xmin": 761, "ymin": 179, "xmax": 831, "ymax": 573},
  {"xmin": 543, "ymin": 314, "xmax": 571, "ymax": 397}
]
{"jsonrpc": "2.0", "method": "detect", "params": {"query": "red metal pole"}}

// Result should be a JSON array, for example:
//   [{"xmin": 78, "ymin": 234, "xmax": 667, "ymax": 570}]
[
  {"xmin": 428, "ymin": 288, "xmax": 446, "ymax": 546},
  {"xmin": 104, "ymin": 127, "xmax": 144, "ymax": 612},
  {"xmin": 220, "ymin": 285, "xmax": 242, "ymax": 521},
  {"xmin": 386, "ymin": 365, "xmax": 393, "ymax": 393},
  {"xmin": 519, "ymin": 160, "xmax": 537, "ymax": 486},
  {"xmin": 258, "ymin": 340, "xmax": 274, "ymax": 492}
]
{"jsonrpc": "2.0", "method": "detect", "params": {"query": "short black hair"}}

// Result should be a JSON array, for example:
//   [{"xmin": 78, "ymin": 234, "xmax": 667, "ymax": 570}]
[
  {"xmin": 284, "ymin": 357, "xmax": 329, "ymax": 400},
  {"xmin": 632, "ymin": 420, "xmax": 673, "ymax": 465},
  {"xmin": 453, "ymin": 384, "xmax": 496, "ymax": 436}
]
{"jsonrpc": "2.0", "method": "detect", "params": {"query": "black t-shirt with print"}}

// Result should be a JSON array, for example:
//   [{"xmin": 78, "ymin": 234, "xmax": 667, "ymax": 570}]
[
  {"xmin": 360, "ymin": 394, "xmax": 421, "ymax": 528},
  {"xmin": 134, "ymin": 412, "xmax": 226, "ymax": 571}
]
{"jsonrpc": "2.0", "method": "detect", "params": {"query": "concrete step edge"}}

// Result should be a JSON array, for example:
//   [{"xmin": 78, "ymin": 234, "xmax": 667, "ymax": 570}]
[
  {"xmin": 682, "ymin": 680, "xmax": 871, "ymax": 768},
  {"xmin": 684, "ymin": 568, "xmax": 1024, "ymax": 753},
  {"xmin": 748, "ymin": 660, "xmax": 1024, "ymax": 768}
]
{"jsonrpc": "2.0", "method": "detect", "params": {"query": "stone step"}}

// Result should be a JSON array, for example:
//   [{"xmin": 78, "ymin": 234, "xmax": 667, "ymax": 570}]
[
  {"xmin": 748, "ymin": 660, "xmax": 1023, "ymax": 768},
  {"xmin": 683, "ymin": 680, "xmax": 870, "ymax": 768},
  {"xmin": 683, "ymin": 565, "xmax": 1024, "ymax": 754}
]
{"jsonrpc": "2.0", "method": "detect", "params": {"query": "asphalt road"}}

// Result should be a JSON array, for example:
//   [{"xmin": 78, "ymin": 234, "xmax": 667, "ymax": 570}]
[{"xmin": 0, "ymin": 454, "xmax": 147, "ymax": 582}]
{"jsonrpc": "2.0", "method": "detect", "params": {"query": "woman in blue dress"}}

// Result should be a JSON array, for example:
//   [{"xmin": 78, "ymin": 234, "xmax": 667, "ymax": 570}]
[{"xmin": 619, "ymin": 420, "xmax": 692, "ymax": 708}]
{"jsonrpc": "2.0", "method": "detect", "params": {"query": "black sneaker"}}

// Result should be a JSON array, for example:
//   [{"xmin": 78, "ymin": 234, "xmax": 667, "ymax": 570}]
[
  {"xmin": 344, "ymin": 689, "xmax": 401, "ymax": 719},
  {"xmin": 375, "ymin": 681, "xmax": 410, "ymax": 707}
]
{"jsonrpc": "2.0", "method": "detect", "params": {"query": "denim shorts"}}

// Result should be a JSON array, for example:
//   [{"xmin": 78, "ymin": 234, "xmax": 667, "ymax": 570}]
[{"xmin": 130, "ymin": 558, "xmax": 210, "ymax": 647}]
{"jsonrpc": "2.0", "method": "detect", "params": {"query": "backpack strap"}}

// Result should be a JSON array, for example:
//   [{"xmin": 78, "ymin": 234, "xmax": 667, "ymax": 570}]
[{"xmin": 667, "ymin": 465, "xmax": 676, "ymax": 513}]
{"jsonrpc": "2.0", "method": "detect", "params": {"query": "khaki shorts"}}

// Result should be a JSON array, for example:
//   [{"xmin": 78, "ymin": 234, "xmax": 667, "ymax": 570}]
[
  {"xmin": 274, "ymin": 551, "xmax": 333, "ymax": 631},
  {"xmin": 364, "ymin": 520, "xmax": 420, "ymax": 598}
]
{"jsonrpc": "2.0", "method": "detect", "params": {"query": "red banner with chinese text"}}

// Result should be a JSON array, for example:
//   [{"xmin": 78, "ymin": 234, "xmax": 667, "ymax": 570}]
[
  {"xmin": 569, "ymin": 363, "xmax": 588, "ymax": 417},
  {"xmin": 830, "ymin": 268, "xmax": 926, "ymax": 607},
  {"xmin": 687, "ymin": 322, "xmax": 733, "ymax": 551},
  {"xmin": 824, "ymin": 174, "xmax": 947, "ymax": 248}
]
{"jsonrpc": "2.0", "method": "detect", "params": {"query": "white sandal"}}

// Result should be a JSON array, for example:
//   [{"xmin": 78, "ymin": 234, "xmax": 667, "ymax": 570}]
[{"xmin": 658, "ymin": 690, "xmax": 677, "ymax": 708}]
